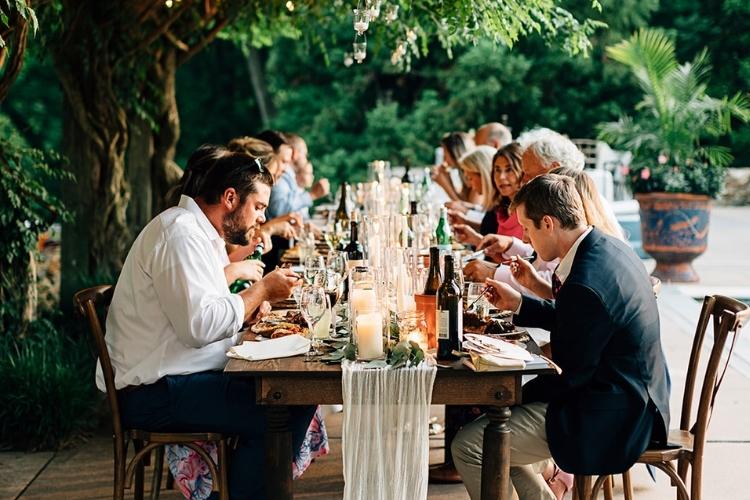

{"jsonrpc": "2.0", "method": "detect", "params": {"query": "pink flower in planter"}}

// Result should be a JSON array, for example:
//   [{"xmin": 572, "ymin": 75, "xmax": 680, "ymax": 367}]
[
  {"xmin": 658, "ymin": 154, "xmax": 668, "ymax": 164},
  {"xmin": 641, "ymin": 168, "xmax": 651, "ymax": 180}
]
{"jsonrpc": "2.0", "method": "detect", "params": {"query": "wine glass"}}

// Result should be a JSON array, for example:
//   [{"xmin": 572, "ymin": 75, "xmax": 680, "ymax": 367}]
[
  {"xmin": 327, "ymin": 251, "xmax": 348, "ymax": 279},
  {"xmin": 300, "ymin": 285, "xmax": 330, "ymax": 358},
  {"xmin": 466, "ymin": 282, "xmax": 490, "ymax": 319},
  {"xmin": 303, "ymin": 255, "xmax": 325, "ymax": 285},
  {"xmin": 292, "ymin": 284, "xmax": 303, "ymax": 309}
]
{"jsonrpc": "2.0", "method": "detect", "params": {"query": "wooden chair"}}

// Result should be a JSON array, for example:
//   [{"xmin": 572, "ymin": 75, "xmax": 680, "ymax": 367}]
[
  {"xmin": 578, "ymin": 294, "xmax": 748, "ymax": 500},
  {"xmin": 75, "ymin": 285, "xmax": 230, "ymax": 500}
]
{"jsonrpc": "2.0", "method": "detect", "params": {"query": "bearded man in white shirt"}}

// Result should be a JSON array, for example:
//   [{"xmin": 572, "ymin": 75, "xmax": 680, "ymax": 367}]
[{"xmin": 101, "ymin": 146, "xmax": 315, "ymax": 499}]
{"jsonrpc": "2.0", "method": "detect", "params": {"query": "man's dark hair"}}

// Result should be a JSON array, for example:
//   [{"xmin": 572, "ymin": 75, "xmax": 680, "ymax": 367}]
[
  {"xmin": 255, "ymin": 130, "xmax": 288, "ymax": 153},
  {"xmin": 173, "ymin": 144, "xmax": 273, "ymax": 205},
  {"xmin": 510, "ymin": 173, "xmax": 586, "ymax": 229}
]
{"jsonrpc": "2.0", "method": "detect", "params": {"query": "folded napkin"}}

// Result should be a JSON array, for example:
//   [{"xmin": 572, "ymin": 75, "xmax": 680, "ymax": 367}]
[
  {"xmin": 464, "ymin": 352, "xmax": 527, "ymax": 372},
  {"xmin": 227, "ymin": 334, "xmax": 310, "ymax": 361},
  {"xmin": 462, "ymin": 333, "xmax": 532, "ymax": 361}
]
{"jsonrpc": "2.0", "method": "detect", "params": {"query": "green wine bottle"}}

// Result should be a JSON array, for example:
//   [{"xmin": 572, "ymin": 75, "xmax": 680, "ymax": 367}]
[
  {"xmin": 435, "ymin": 206, "xmax": 452, "ymax": 252},
  {"xmin": 229, "ymin": 242, "xmax": 264, "ymax": 293}
]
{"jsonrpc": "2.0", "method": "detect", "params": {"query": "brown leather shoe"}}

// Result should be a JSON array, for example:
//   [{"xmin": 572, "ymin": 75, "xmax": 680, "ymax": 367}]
[{"xmin": 429, "ymin": 462, "xmax": 463, "ymax": 484}]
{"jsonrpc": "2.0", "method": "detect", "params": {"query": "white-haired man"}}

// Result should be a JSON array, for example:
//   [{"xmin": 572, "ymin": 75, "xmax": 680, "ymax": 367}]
[
  {"xmin": 516, "ymin": 128, "xmax": 585, "ymax": 182},
  {"xmin": 475, "ymin": 122, "xmax": 513, "ymax": 149},
  {"xmin": 471, "ymin": 128, "xmax": 620, "ymax": 265}
]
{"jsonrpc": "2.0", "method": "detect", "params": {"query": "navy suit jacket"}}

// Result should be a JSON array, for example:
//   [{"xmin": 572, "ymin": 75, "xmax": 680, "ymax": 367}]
[{"xmin": 516, "ymin": 228, "xmax": 671, "ymax": 475}]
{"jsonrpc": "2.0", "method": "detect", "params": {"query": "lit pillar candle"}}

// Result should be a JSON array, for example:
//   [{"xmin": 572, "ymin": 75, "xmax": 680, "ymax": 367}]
[
  {"xmin": 356, "ymin": 312, "xmax": 384, "ymax": 360},
  {"xmin": 351, "ymin": 288, "xmax": 378, "ymax": 314}
]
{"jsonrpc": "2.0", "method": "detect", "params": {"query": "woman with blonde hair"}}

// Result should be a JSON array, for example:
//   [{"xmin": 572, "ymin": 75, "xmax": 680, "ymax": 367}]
[
  {"xmin": 432, "ymin": 131, "xmax": 479, "ymax": 204},
  {"xmin": 549, "ymin": 166, "xmax": 624, "ymax": 240}
]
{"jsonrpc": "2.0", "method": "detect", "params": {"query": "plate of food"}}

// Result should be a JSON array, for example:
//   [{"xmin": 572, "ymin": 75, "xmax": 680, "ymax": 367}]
[
  {"xmin": 250, "ymin": 309, "xmax": 309, "ymax": 339},
  {"xmin": 462, "ymin": 310, "xmax": 528, "ymax": 341}
]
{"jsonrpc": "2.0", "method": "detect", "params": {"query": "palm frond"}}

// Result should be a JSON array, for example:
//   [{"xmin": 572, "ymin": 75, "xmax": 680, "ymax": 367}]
[
  {"xmin": 696, "ymin": 145, "xmax": 733, "ymax": 168},
  {"xmin": 606, "ymin": 29, "xmax": 678, "ymax": 118}
]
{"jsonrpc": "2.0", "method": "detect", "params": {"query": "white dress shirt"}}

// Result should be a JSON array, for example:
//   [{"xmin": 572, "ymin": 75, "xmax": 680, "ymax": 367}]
[
  {"xmin": 513, "ymin": 226, "xmax": 592, "ymax": 314},
  {"xmin": 96, "ymin": 195, "xmax": 245, "ymax": 390},
  {"xmin": 554, "ymin": 226, "xmax": 593, "ymax": 285}
]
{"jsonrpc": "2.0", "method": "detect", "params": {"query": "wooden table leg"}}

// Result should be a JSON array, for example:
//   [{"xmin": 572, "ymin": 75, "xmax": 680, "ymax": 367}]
[
  {"xmin": 480, "ymin": 406, "xmax": 511, "ymax": 500},
  {"xmin": 266, "ymin": 406, "xmax": 292, "ymax": 500}
]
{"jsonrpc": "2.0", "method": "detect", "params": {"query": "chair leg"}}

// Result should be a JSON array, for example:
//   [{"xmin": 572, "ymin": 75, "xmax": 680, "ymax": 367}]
[
  {"xmin": 166, "ymin": 470, "xmax": 174, "ymax": 490},
  {"xmin": 150, "ymin": 446, "xmax": 164, "ymax": 500},
  {"xmin": 574, "ymin": 475, "xmax": 591, "ymax": 500},
  {"xmin": 690, "ymin": 456, "xmax": 702, "ymax": 500},
  {"xmin": 219, "ymin": 439, "xmax": 230, "ymax": 500},
  {"xmin": 114, "ymin": 438, "xmax": 127, "ymax": 500},
  {"xmin": 603, "ymin": 475, "xmax": 614, "ymax": 500},
  {"xmin": 134, "ymin": 440, "xmax": 145, "ymax": 500},
  {"xmin": 622, "ymin": 469, "xmax": 634, "ymax": 500},
  {"xmin": 675, "ymin": 457, "xmax": 691, "ymax": 500}
]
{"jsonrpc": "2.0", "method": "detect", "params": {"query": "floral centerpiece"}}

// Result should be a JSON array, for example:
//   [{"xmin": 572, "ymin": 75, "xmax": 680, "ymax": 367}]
[{"xmin": 598, "ymin": 29, "xmax": 750, "ymax": 282}]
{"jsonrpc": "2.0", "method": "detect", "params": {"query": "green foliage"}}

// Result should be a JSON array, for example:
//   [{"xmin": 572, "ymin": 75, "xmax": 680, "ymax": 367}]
[
  {"xmin": 0, "ymin": 124, "xmax": 71, "ymax": 332},
  {"xmin": 0, "ymin": 312, "xmax": 98, "ymax": 450},
  {"xmin": 0, "ymin": 0, "xmax": 38, "ymax": 47},
  {"xmin": 222, "ymin": 0, "xmax": 606, "ymax": 67},
  {"xmin": 321, "ymin": 338, "xmax": 426, "ymax": 368},
  {"xmin": 598, "ymin": 29, "xmax": 750, "ymax": 197}
]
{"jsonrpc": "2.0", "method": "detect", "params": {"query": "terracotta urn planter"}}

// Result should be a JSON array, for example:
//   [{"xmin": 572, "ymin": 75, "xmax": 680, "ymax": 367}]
[{"xmin": 636, "ymin": 192, "xmax": 711, "ymax": 283}]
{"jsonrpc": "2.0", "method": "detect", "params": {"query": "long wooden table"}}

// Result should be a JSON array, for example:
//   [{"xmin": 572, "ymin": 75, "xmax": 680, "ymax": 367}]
[{"xmin": 225, "ymin": 355, "xmax": 555, "ymax": 500}]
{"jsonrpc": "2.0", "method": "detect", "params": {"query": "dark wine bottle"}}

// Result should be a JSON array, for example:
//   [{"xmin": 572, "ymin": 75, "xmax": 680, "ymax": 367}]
[
  {"xmin": 423, "ymin": 246, "xmax": 442, "ymax": 295},
  {"xmin": 229, "ymin": 242, "xmax": 264, "ymax": 293},
  {"xmin": 344, "ymin": 220, "xmax": 364, "ymax": 269},
  {"xmin": 401, "ymin": 159, "xmax": 412, "ymax": 183},
  {"xmin": 436, "ymin": 255, "xmax": 462, "ymax": 361},
  {"xmin": 335, "ymin": 182, "xmax": 350, "ymax": 226}
]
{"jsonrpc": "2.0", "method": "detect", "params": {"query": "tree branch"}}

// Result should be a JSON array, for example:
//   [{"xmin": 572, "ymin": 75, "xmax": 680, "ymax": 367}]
[
  {"xmin": 177, "ymin": 15, "xmax": 228, "ymax": 65},
  {"xmin": 129, "ymin": 0, "xmax": 192, "ymax": 57},
  {"xmin": 164, "ymin": 29, "xmax": 190, "ymax": 52}
]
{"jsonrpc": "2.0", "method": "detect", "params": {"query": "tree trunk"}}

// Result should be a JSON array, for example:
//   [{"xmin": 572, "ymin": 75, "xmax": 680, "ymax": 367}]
[
  {"xmin": 149, "ymin": 48, "xmax": 183, "ymax": 215},
  {"xmin": 125, "ymin": 114, "xmax": 154, "ymax": 236},
  {"xmin": 57, "ymin": 63, "xmax": 130, "ymax": 306},
  {"xmin": 50, "ymin": 1, "xmax": 237, "ymax": 305},
  {"xmin": 245, "ymin": 46, "xmax": 275, "ymax": 128}
]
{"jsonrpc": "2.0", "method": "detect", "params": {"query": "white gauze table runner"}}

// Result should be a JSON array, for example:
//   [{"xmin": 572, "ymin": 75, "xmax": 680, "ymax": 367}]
[{"xmin": 341, "ymin": 360, "xmax": 437, "ymax": 500}]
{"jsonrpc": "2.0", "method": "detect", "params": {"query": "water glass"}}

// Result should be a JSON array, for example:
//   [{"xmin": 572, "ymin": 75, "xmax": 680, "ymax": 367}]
[
  {"xmin": 303, "ymin": 255, "xmax": 325, "ymax": 285},
  {"xmin": 301, "ymin": 285, "xmax": 330, "ymax": 358}
]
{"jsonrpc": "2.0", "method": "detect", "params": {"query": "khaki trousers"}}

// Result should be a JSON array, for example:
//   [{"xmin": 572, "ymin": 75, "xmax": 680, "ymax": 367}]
[{"xmin": 451, "ymin": 402, "xmax": 555, "ymax": 500}]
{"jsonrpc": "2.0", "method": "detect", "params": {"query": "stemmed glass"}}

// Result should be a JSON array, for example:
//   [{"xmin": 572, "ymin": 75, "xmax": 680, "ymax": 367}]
[
  {"xmin": 303, "ymin": 255, "xmax": 325, "ymax": 285},
  {"xmin": 466, "ymin": 282, "xmax": 490, "ymax": 319},
  {"xmin": 300, "ymin": 285, "xmax": 330, "ymax": 359}
]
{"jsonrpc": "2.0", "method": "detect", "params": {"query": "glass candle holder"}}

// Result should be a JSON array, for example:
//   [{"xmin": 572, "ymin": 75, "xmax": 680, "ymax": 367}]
[
  {"xmin": 397, "ymin": 310, "xmax": 428, "ymax": 351},
  {"xmin": 353, "ymin": 9, "xmax": 370, "ymax": 35},
  {"xmin": 349, "ymin": 266, "xmax": 380, "ymax": 344}
]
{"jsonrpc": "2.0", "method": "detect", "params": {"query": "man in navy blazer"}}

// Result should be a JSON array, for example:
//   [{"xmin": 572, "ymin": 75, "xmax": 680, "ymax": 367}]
[{"xmin": 452, "ymin": 174, "xmax": 670, "ymax": 500}]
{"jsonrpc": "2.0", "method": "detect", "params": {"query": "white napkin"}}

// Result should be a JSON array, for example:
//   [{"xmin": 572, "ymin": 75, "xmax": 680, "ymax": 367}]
[
  {"xmin": 226, "ymin": 334, "xmax": 310, "ymax": 361},
  {"xmin": 462, "ymin": 333, "xmax": 532, "ymax": 361}
]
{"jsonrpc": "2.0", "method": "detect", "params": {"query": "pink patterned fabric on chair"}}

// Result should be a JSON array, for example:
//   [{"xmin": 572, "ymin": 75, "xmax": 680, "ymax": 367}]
[{"xmin": 166, "ymin": 407, "xmax": 329, "ymax": 499}]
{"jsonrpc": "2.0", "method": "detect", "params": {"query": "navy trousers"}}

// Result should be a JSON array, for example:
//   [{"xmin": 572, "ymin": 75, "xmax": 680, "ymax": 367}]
[{"xmin": 119, "ymin": 371, "xmax": 317, "ymax": 499}]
